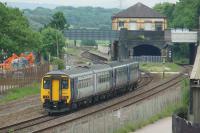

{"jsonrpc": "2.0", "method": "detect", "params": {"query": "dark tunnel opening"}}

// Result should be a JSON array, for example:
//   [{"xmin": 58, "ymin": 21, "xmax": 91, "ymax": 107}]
[{"xmin": 133, "ymin": 45, "xmax": 161, "ymax": 56}]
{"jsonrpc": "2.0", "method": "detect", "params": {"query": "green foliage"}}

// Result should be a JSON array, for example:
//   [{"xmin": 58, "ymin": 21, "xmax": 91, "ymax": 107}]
[
  {"xmin": 172, "ymin": 44, "xmax": 189, "ymax": 64},
  {"xmin": 41, "ymin": 27, "xmax": 65, "ymax": 57},
  {"xmin": 172, "ymin": 0, "xmax": 200, "ymax": 29},
  {"xmin": 181, "ymin": 79, "xmax": 189, "ymax": 108},
  {"xmin": 0, "ymin": 3, "xmax": 42, "ymax": 55},
  {"xmin": 81, "ymin": 40, "xmax": 97, "ymax": 46},
  {"xmin": 51, "ymin": 57, "xmax": 65, "ymax": 70},
  {"xmin": 140, "ymin": 63, "xmax": 181, "ymax": 72},
  {"xmin": 154, "ymin": 1, "xmax": 200, "ymax": 29},
  {"xmin": 0, "ymin": 83, "xmax": 39, "ymax": 104},
  {"xmin": 23, "ymin": 6, "xmax": 119, "ymax": 30},
  {"xmin": 153, "ymin": 2, "xmax": 175, "ymax": 27},
  {"xmin": 47, "ymin": 11, "xmax": 69, "ymax": 31}
]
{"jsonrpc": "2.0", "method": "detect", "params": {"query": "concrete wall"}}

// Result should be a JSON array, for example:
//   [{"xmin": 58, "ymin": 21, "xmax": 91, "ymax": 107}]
[
  {"xmin": 171, "ymin": 30, "xmax": 198, "ymax": 43},
  {"xmin": 46, "ymin": 79, "xmax": 182, "ymax": 133},
  {"xmin": 98, "ymin": 45, "xmax": 110, "ymax": 54}
]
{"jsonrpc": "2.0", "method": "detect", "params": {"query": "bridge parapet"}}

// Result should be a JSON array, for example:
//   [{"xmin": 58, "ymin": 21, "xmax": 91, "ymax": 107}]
[
  {"xmin": 166, "ymin": 29, "xmax": 198, "ymax": 43},
  {"xmin": 191, "ymin": 46, "xmax": 200, "ymax": 80}
]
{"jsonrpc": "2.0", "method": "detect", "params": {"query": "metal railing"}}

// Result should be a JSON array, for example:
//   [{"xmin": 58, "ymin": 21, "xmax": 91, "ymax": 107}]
[{"xmin": 133, "ymin": 56, "xmax": 163, "ymax": 63}]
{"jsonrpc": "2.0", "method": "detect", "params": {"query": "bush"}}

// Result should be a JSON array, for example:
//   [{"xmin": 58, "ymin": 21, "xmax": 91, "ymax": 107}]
[
  {"xmin": 81, "ymin": 40, "xmax": 96, "ymax": 46},
  {"xmin": 181, "ymin": 79, "xmax": 189, "ymax": 108},
  {"xmin": 51, "ymin": 57, "xmax": 65, "ymax": 70}
]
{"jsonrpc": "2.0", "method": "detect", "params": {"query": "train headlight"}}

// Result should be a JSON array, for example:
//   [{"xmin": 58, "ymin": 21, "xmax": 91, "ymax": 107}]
[{"xmin": 43, "ymin": 95, "xmax": 50, "ymax": 99}]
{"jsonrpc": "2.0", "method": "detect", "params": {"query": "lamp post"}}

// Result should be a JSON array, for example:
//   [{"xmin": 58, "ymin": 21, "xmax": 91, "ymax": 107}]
[
  {"xmin": 55, "ymin": 24, "xmax": 59, "ymax": 58},
  {"xmin": 162, "ymin": 56, "xmax": 166, "ymax": 79}
]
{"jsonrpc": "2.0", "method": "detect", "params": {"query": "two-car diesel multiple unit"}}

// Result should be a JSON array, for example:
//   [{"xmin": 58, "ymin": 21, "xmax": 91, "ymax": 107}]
[{"xmin": 41, "ymin": 61, "xmax": 140, "ymax": 113}]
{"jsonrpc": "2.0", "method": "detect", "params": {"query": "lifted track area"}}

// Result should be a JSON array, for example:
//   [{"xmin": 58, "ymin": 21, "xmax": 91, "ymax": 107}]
[{"xmin": 81, "ymin": 50, "xmax": 108, "ymax": 64}]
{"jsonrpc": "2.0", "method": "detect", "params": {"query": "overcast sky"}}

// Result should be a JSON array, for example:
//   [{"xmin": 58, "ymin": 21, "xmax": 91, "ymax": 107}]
[{"xmin": 0, "ymin": 0, "xmax": 179, "ymax": 8}]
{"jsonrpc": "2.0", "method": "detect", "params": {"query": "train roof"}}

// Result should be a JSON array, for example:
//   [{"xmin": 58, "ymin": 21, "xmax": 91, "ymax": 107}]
[
  {"xmin": 90, "ymin": 64, "xmax": 112, "ymax": 72},
  {"xmin": 45, "ymin": 60, "xmax": 138, "ymax": 77},
  {"xmin": 46, "ymin": 71, "xmax": 66, "ymax": 75},
  {"xmin": 64, "ymin": 66, "xmax": 93, "ymax": 77}
]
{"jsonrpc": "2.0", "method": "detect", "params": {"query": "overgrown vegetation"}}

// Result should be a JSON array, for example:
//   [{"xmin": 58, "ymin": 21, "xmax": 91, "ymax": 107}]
[
  {"xmin": 154, "ymin": 1, "xmax": 200, "ymax": 63},
  {"xmin": 140, "ymin": 63, "xmax": 181, "ymax": 72},
  {"xmin": 51, "ymin": 57, "xmax": 65, "ymax": 70},
  {"xmin": 0, "ymin": 83, "xmax": 40, "ymax": 104}
]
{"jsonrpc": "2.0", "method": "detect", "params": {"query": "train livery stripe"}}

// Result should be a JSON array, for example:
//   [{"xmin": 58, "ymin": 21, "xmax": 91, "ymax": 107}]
[{"xmin": 52, "ymin": 80, "xmax": 59, "ymax": 101}]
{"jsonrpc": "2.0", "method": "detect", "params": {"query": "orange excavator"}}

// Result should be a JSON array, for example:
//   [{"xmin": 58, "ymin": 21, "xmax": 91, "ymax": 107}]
[{"xmin": 0, "ymin": 52, "xmax": 35, "ymax": 71}]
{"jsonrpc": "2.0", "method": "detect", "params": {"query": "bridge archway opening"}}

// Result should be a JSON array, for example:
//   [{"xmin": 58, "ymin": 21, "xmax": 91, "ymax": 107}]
[{"xmin": 133, "ymin": 44, "xmax": 161, "ymax": 56}]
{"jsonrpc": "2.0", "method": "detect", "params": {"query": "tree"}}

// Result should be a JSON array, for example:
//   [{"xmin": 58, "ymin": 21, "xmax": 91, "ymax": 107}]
[
  {"xmin": 172, "ymin": 0, "xmax": 200, "ymax": 29},
  {"xmin": 153, "ymin": 2, "xmax": 175, "ymax": 27},
  {"xmin": 41, "ymin": 27, "xmax": 65, "ymax": 58},
  {"xmin": 0, "ymin": 2, "xmax": 42, "ymax": 56},
  {"xmin": 48, "ymin": 12, "xmax": 69, "ymax": 31}
]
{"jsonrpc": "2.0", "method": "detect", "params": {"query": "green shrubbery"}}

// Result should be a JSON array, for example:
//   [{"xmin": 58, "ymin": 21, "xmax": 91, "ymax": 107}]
[{"xmin": 51, "ymin": 57, "xmax": 65, "ymax": 70}]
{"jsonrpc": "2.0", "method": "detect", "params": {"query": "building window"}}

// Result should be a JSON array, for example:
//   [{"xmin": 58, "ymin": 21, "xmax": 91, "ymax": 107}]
[
  {"xmin": 130, "ymin": 22, "xmax": 137, "ymax": 30},
  {"xmin": 118, "ymin": 21, "xmax": 124, "ymax": 27},
  {"xmin": 144, "ymin": 23, "xmax": 153, "ymax": 31},
  {"xmin": 155, "ymin": 22, "xmax": 163, "ymax": 31}
]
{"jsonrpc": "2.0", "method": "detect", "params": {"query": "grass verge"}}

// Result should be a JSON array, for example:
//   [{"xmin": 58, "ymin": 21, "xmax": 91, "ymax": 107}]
[
  {"xmin": 0, "ymin": 83, "xmax": 40, "ymax": 104},
  {"xmin": 140, "ymin": 63, "xmax": 181, "ymax": 72},
  {"xmin": 64, "ymin": 47, "xmax": 82, "ymax": 56}
]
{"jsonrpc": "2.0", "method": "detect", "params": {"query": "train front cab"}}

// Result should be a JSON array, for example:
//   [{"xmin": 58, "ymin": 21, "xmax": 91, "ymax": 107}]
[{"xmin": 41, "ymin": 74, "xmax": 71, "ymax": 113}]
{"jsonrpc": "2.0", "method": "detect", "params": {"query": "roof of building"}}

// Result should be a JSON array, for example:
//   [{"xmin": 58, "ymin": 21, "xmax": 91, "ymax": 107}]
[{"xmin": 112, "ymin": 2, "xmax": 165, "ymax": 19}]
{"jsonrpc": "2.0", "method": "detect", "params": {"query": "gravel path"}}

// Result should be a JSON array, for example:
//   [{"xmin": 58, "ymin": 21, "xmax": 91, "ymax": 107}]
[
  {"xmin": 132, "ymin": 117, "xmax": 172, "ymax": 133},
  {"xmin": 0, "ymin": 94, "xmax": 45, "ymax": 128}
]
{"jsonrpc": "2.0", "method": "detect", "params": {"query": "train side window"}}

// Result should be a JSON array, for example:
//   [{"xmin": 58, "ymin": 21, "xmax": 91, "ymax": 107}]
[
  {"xmin": 44, "ymin": 79, "xmax": 50, "ymax": 89},
  {"xmin": 62, "ymin": 80, "xmax": 68, "ymax": 89}
]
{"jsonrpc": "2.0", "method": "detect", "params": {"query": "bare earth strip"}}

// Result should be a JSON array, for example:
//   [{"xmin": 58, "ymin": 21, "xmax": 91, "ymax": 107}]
[{"xmin": 0, "ymin": 95, "xmax": 45, "ymax": 128}]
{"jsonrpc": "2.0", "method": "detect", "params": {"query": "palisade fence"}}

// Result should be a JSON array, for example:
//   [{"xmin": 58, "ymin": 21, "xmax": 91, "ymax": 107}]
[
  {"xmin": 52, "ymin": 82, "xmax": 182, "ymax": 133},
  {"xmin": 0, "ymin": 64, "xmax": 49, "ymax": 94},
  {"xmin": 133, "ymin": 56, "xmax": 163, "ymax": 63}
]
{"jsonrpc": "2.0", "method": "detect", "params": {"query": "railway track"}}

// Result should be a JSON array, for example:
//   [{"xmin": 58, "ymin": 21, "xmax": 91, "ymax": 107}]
[
  {"xmin": 0, "ymin": 72, "xmax": 152, "ymax": 133},
  {"xmin": 81, "ymin": 50, "xmax": 108, "ymax": 64},
  {"xmin": 0, "ymin": 62, "xmax": 189, "ymax": 132},
  {"xmin": 30, "ymin": 71, "xmax": 185, "ymax": 133},
  {"xmin": 0, "ymin": 115, "xmax": 55, "ymax": 133}
]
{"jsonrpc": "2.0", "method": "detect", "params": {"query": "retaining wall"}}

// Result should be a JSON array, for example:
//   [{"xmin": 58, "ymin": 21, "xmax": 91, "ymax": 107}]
[
  {"xmin": 46, "ymin": 80, "xmax": 182, "ymax": 133},
  {"xmin": 172, "ymin": 114, "xmax": 200, "ymax": 133}
]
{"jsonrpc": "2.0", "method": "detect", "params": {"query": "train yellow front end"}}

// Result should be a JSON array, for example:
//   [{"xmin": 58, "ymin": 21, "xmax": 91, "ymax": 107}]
[{"xmin": 41, "ymin": 72, "xmax": 71, "ymax": 113}]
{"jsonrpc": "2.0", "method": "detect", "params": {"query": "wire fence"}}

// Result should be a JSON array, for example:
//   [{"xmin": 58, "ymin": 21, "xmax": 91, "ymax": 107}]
[
  {"xmin": 133, "ymin": 56, "xmax": 164, "ymax": 63},
  {"xmin": 52, "ymin": 82, "xmax": 182, "ymax": 133},
  {"xmin": 0, "ymin": 64, "xmax": 49, "ymax": 94}
]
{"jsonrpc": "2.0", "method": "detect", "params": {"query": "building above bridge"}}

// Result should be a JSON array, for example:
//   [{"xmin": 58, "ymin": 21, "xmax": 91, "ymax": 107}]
[{"xmin": 112, "ymin": 2, "xmax": 167, "ymax": 31}]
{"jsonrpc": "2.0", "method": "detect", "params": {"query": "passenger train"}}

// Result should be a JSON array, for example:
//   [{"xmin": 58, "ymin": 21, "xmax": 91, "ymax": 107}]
[{"xmin": 41, "ymin": 60, "xmax": 140, "ymax": 114}]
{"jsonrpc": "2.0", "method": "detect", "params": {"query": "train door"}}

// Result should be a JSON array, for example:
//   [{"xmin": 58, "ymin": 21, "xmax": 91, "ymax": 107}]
[{"xmin": 52, "ymin": 79, "xmax": 60, "ymax": 101}]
